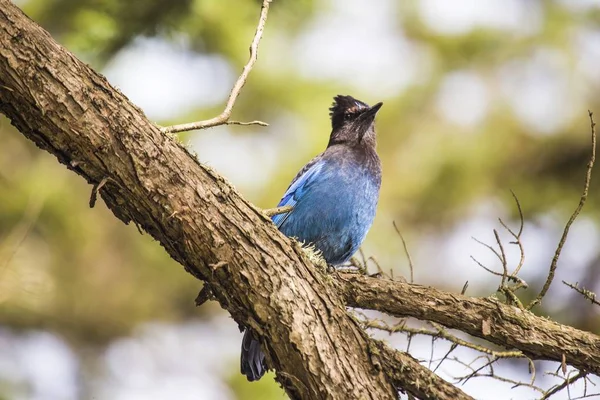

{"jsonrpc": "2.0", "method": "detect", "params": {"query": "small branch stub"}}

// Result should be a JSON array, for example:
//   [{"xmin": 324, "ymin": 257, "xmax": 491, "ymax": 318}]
[
  {"xmin": 89, "ymin": 176, "xmax": 110, "ymax": 208},
  {"xmin": 263, "ymin": 205, "xmax": 293, "ymax": 218}
]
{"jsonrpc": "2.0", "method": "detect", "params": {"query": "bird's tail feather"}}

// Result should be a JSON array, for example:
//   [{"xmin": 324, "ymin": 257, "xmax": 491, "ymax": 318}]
[{"xmin": 240, "ymin": 330, "xmax": 266, "ymax": 381}]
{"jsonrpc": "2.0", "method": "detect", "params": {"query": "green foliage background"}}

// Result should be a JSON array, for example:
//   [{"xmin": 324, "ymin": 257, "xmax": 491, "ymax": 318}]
[{"xmin": 1, "ymin": 0, "xmax": 600, "ymax": 398}]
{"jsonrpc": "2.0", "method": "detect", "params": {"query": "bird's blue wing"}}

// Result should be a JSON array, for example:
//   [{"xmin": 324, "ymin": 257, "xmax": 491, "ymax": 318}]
[{"xmin": 271, "ymin": 159, "xmax": 325, "ymax": 228}]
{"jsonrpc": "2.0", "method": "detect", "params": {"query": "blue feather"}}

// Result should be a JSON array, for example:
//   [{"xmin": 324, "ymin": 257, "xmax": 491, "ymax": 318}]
[{"xmin": 271, "ymin": 160, "xmax": 325, "ymax": 227}]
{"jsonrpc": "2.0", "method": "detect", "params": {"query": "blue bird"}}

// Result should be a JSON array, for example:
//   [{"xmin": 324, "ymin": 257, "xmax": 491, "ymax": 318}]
[{"xmin": 241, "ymin": 95, "xmax": 383, "ymax": 381}]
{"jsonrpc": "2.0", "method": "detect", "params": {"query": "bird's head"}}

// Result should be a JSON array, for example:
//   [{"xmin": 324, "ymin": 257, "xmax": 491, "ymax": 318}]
[{"xmin": 328, "ymin": 95, "xmax": 383, "ymax": 147}]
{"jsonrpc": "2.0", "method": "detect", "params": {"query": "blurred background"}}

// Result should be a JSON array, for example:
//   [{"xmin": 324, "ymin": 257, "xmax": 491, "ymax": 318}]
[{"xmin": 2, "ymin": 0, "xmax": 600, "ymax": 398}]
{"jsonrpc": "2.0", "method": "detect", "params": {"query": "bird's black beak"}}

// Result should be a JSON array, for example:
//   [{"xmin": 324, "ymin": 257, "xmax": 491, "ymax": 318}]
[
  {"xmin": 360, "ymin": 102, "xmax": 383, "ymax": 121},
  {"xmin": 357, "ymin": 102, "xmax": 383, "ymax": 143}
]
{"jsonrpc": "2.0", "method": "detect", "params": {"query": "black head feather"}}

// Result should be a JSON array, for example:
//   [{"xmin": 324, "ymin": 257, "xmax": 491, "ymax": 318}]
[
  {"xmin": 328, "ymin": 95, "xmax": 382, "ymax": 146},
  {"xmin": 329, "ymin": 95, "xmax": 370, "ymax": 120}
]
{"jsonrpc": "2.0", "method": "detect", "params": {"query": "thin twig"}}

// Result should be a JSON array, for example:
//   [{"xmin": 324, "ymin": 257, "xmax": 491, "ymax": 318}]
[
  {"xmin": 347, "ymin": 257, "xmax": 364, "ymax": 269},
  {"xmin": 358, "ymin": 247, "xmax": 367, "ymax": 269},
  {"xmin": 451, "ymin": 357, "xmax": 544, "ymax": 394},
  {"xmin": 539, "ymin": 371, "xmax": 588, "ymax": 400},
  {"xmin": 160, "ymin": 0, "xmax": 272, "ymax": 134},
  {"xmin": 528, "ymin": 358, "xmax": 537, "ymax": 386},
  {"xmin": 472, "ymin": 236, "xmax": 503, "ymax": 264},
  {"xmin": 571, "ymin": 394, "xmax": 600, "ymax": 400},
  {"xmin": 368, "ymin": 256, "xmax": 385, "ymax": 277},
  {"xmin": 461, "ymin": 281, "xmax": 469, "ymax": 295},
  {"xmin": 494, "ymin": 229, "xmax": 508, "ymax": 287},
  {"xmin": 433, "ymin": 343, "xmax": 458, "ymax": 373},
  {"xmin": 563, "ymin": 281, "xmax": 600, "ymax": 307},
  {"xmin": 363, "ymin": 319, "xmax": 524, "ymax": 359},
  {"xmin": 528, "ymin": 111, "xmax": 596, "ymax": 310},
  {"xmin": 502, "ymin": 191, "xmax": 526, "ymax": 276},
  {"xmin": 226, "ymin": 120, "xmax": 268, "ymax": 127},
  {"xmin": 472, "ymin": 192, "xmax": 528, "ymax": 305},
  {"xmin": 393, "ymin": 221, "xmax": 414, "ymax": 283},
  {"xmin": 473, "ymin": 206, "xmax": 527, "ymax": 307},
  {"xmin": 471, "ymin": 255, "xmax": 502, "ymax": 276},
  {"xmin": 263, "ymin": 205, "xmax": 293, "ymax": 217}
]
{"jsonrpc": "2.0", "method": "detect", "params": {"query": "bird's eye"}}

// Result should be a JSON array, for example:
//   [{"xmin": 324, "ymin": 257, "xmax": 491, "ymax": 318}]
[{"xmin": 344, "ymin": 113, "xmax": 353, "ymax": 121}]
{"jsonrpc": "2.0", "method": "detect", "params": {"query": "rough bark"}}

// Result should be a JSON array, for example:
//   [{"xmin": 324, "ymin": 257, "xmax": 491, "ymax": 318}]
[
  {"xmin": 341, "ymin": 274, "xmax": 600, "ymax": 376},
  {"xmin": 0, "ymin": 1, "xmax": 473, "ymax": 399},
  {"xmin": 374, "ymin": 340, "xmax": 475, "ymax": 400}
]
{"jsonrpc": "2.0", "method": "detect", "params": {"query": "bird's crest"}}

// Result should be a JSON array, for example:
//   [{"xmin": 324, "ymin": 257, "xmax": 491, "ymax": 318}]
[{"xmin": 329, "ymin": 95, "xmax": 369, "ymax": 119}]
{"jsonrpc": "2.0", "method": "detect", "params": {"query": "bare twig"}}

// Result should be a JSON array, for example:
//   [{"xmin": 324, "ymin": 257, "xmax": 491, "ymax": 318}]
[
  {"xmin": 539, "ymin": 371, "xmax": 588, "ymax": 400},
  {"xmin": 472, "ymin": 197, "xmax": 528, "ymax": 308},
  {"xmin": 393, "ymin": 221, "xmax": 415, "ymax": 283},
  {"xmin": 528, "ymin": 358, "xmax": 537, "ymax": 386},
  {"xmin": 494, "ymin": 229, "xmax": 508, "ymax": 287},
  {"xmin": 367, "ymin": 256, "xmax": 385, "ymax": 277},
  {"xmin": 363, "ymin": 319, "xmax": 524, "ymax": 359},
  {"xmin": 358, "ymin": 247, "xmax": 367, "ymax": 268},
  {"xmin": 528, "ymin": 111, "xmax": 596, "ymax": 310},
  {"xmin": 472, "ymin": 191, "xmax": 528, "ymax": 301},
  {"xmin": 471, "ymin": 255, "xmax": 503, "ymax": 277},
  {"xmin": 461, "ymin": 281, "xmax": 469, "ymax": 295},
  {"xmin": 563, "ymin": 281, "xmax": 600, "ymax": 307},
  {"xmin": 160, "ymin": 0, "xmax": 272, "ymax": 134},
  {"xmin": 225, "ymin": 120, "xmax": 268, "ymax": 127},
  {"xmin": 472, "ymin": 236, "xmax": 503, "ymax": 264},
  {"xmin": 433, "ymin": 343, "xmax": 458, "ymax": 373},
  {"xmin": 452, "ymin": 357, "xmax": 544, "ymax": 393},
  {"xmin": 263, "ymin": 205, "xmax": 293, "ymax": 218},
  {"xmin": 500, "ymin": 190, "xmax": 525, "ymax": 276},
  {"xmin": 348, "ymin": 256, "xmax": 365, "ymax": 272}
]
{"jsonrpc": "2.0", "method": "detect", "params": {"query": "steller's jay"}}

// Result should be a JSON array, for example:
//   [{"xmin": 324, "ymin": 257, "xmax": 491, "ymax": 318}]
[{"xmin": 241, "ymin": 95, "xmax": 383, "ymax": 381}]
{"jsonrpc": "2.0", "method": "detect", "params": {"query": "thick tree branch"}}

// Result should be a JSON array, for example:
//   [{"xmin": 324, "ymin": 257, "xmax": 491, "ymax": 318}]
[
  {"xmin": 374, "ymin": 340, "xmax": 475, "ymax": 400},
  {"xmin": 340, "ymin": 274, "xmax": 600, "ymax": 376},
  {"xmin": 0, "ymin": 2, "xmax": 471, "ymax": 399}
]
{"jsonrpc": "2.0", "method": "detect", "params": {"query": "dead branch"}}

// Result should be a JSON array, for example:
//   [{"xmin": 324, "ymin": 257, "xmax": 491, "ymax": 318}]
[
  {"xmin": 563, "ymin": 281, "xmax": 600, "ymax": 307},
  {"xmin": 364, "ymin": 319, "xmax": 524, "ymax": 359},
  {"xmin": 374, "ymin": 340, "xmax": 476, "ymax": 400},
  {"xmin": 160, "ymin": 0, "xmax": 271, "ymax": 133},
  {"xmin": 262, "ymin": 205, "xmax": 293, "ymax": 217},
  {"xmin": 539, "ymin": 370, "xmax": 588, "ymax": 400},
  {"xmin": 393, "ymin": 221, "xmax": 415, "ymax": 283},
  {"xmin": 528, "ymin": 111, "xmax": 596, "ymax": 310}
]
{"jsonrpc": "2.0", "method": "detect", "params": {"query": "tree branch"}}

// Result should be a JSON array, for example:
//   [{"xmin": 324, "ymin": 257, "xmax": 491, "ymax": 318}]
[
  {"xmin": 159, "ymin": 0, "xmax": 271, "ymax": 133},
  {"xmin": 562, "ymin": 280, "xmax": 600, "ymax": 307},
  {"xmin": 528, "ymin": 111, "xmax": 596, "ymax": 309},
  {"xmin": 339, "ymin": 274, "xmax": 600, "ymax": 376},
  {"xmin": 374, "ymin": 340, "xmax": 475, "ymax": 400},
  {"xmin": 263, "ymin": 205, "xmax": 293, "ymax": 217}
]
